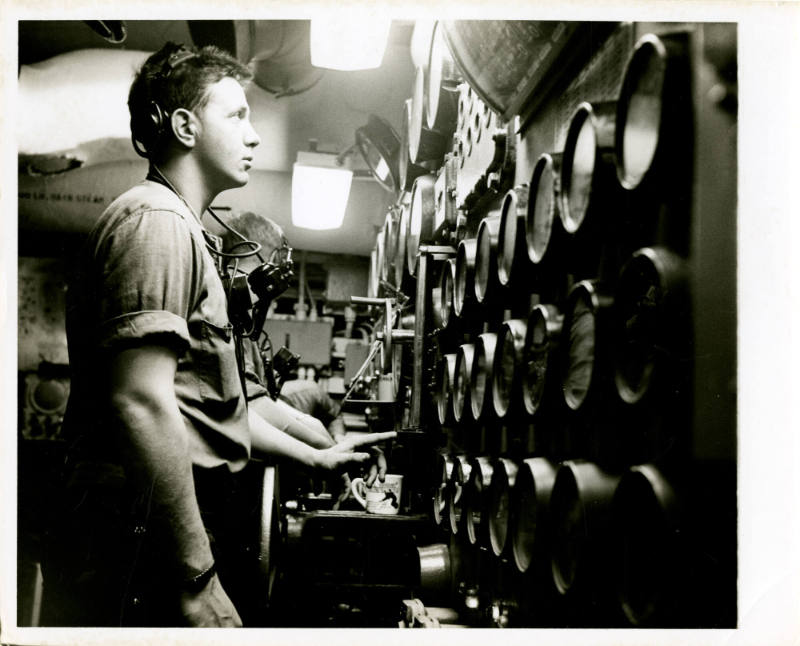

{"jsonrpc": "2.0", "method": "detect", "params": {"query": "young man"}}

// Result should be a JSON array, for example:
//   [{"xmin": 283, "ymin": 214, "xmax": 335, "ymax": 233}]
[{"xmin": 44, "ymin": 42, "xmax": 394, "ymax": 628}]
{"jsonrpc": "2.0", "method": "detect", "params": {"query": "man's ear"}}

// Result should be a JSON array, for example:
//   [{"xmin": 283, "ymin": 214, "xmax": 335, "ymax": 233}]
[{"xmin": 171, "ymin": 108, "xmax": 198, "ymax": 148}]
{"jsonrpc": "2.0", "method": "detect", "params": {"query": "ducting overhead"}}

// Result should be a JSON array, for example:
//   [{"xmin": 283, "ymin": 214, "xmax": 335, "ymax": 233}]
[{"xmin": 190, "ymin": 20, "xmax": 326, "ymax": 98}]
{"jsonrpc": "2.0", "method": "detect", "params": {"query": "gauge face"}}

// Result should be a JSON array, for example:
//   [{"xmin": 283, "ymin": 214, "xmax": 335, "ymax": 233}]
[
  {"xmin": 475, "ymin": 223, "xmax": 492, "ymax": 302},
  {"xmin": 407, "ymin": 181, "xmax": 424, "ymax": 272},
  {"xmin": 529, "ymin": 156, "xmax": 556, "ymax": 263},
  {"xmin": 563, "ymin": 290, "xmax": 596, "ymax": 411},
  {"xmin": 442, "ymin": 260, "xmax": 455, "ymax": 326},
  {"xmin": 408, "ymin": 68, "xmax": 426, "ymax": 163},
  {"xmin": 512, "ymin": 467, "xmax": 538, "ymax": 573},
  {"xmin": 619, "ymin": 41, "xmax": 666, "ymax": 189},
  {"xmin": 466, "ymin": 471, "xmax": 484, "ymax": 545},
  {"xmin": 357, "ymin": 130, "xmax": 395, "ymax": 191},
  {"xmin": 615, "ymin": 255, "xmax": 661, "ymax": 402},
  {"xmin": 454, "ymin": 345, "xmax": 473, "ymax": 422},
  {"xmin": 399, "ymin": 98, "xmax": 418, "ymax": 191},
  {"xmin": 454, "ymin": 243, "xmax": 470, "ymax": 314},
  {"xmin": 394, "ymin": 203, "xmax": 409, "ymax": 285},
  {"xmin": 499, "ymin": 192, "xmax": 518, "ymax": 284},
  {"xmin": 490, "ymin": 484, "xmax": 510, "ymax": 556},
  {"xmin": 564, "ymin": 113, "xmax": 597, "ymax": 233},
  {"xmin": 523, "ymin": 312, "xmax": 550, "ymax": 414},
  {"xmin": 614, "ymin": 470, "xmax": 670, "ymax": 625},
  {"xmin": 471, "ymin": 343, "xmax": 488, "ymax": 420},
  {"xmin": 427, "ymin": 23, "xmax": 445, "ymax": 129},
  {"xmin": 551, "ymin": 468, "xmax": 583, "ymax": 594},
  {"xmin": 437, "ymin": 354, "xmax": 455, "ymax": 424},
  {"xmin": 493, "ymin": 329, "xmax": 516, "ymax": 417}
]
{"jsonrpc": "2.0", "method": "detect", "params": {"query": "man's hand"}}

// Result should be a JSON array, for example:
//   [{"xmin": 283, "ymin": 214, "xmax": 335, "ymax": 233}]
[
  {"xmin": 179, "ymin": 573, "xmax": 242, "ymax": 627},
  {"xmin": 312, "ymin": 431, "xmax": 396, "ymax": 473}
]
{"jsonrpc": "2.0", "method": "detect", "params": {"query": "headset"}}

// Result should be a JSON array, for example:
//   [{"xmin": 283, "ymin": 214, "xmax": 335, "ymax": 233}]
[{"xmin": 132, "ymin": 44, "xmax": 198, "ymax": 160}]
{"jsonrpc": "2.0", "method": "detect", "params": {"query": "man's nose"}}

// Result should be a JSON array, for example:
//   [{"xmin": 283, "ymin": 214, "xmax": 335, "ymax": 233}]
[{"xmin": 246, "ymin": 120, "xmax": 261, "ymax": 148}]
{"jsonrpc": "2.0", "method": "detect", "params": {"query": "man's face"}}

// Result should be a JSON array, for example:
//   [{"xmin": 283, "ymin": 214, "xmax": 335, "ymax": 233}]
[{"xmin": 193, "ymin": 77, "xmax": 260, "ymax": 192}]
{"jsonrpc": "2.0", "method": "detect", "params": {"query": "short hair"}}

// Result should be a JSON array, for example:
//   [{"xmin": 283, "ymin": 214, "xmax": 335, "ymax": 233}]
[
  {"xmin": 128, "ymin": 41, "xmax": 253, "ymax": 159},
  {"xmin": 221, "ymin": 211, "xmax": 288, "ymax": 259}
]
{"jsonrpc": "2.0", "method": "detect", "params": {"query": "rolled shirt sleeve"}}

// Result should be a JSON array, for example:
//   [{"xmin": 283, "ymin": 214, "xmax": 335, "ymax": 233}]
[{"xmin": 93, "ymin": 209, "xmax": 199, "ymax": 355}]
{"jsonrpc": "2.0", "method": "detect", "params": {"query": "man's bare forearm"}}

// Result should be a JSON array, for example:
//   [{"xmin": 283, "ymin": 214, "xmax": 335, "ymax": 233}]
[
  {"xmin": 111, "ymin": 389, "xmax": 214, "ymax": 578},
  {"xmin": 109, "ymin": 345, "xmax": 214, "ymax": 580}
]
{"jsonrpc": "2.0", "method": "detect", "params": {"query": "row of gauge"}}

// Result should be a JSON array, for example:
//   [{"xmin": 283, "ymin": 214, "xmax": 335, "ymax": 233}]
[{"xmin": 362, "ymin": 26, "xmax": 701, "ymax": 626}]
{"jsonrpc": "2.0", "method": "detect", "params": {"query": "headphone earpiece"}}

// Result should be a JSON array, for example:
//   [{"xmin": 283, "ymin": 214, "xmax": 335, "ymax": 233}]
[
  {"xmin": 148, "ymin": 100, "xmax": 168, "ymax": 137},
  {"xmin": 136, "ymin": 45, "xmax": 198, "ymax": 158}
]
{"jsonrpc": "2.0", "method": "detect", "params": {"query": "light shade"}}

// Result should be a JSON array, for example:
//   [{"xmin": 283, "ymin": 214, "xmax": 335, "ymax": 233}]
[
  {"xmin": 292, "ymin": 151, "xmax": 353, "ymax": 230},
  {"xmin": 310, "ymin": 16, "xmax": 392, "ymax": 71}
]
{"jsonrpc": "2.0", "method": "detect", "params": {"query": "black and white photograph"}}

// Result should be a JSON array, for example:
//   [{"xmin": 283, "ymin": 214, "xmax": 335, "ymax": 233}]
[{"xmin": 1, "ymin": 3, "xmax": 798, "ymax": 645}]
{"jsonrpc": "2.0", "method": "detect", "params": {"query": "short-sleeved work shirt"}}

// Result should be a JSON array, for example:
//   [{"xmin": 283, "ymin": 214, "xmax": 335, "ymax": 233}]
[{"xmin": 63, "ymin": 178, "xmax": 251, "ymax": 472}]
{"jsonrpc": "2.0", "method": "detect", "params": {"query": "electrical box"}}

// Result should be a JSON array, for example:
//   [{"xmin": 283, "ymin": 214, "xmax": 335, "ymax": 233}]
[{"xmin": 262, "ymin": 319, "xmax": 333, "ymax": 366}]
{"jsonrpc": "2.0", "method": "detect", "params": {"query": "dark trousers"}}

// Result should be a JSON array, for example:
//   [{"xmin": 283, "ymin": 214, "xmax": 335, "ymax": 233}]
[{"xmin": 40, "ymin": 461, "xmax": 267, "ymax": 627}]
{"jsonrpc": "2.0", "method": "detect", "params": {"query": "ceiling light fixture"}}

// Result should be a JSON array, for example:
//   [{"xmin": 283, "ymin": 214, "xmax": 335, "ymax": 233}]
[
  {"xmin": 291, "ymin": 150, "xmax": 353, "ymax": 230},
  {"xmin": 309, "ymin": 15, "xmax": 392, "ymax": 71}
]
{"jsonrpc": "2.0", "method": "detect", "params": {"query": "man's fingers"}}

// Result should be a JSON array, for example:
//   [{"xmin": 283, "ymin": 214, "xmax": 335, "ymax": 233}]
[
  {"xmin": 347, "ymin": 452, "xmax": 371, "ymax": 463},
  {"xmin": 377, "ymin": 452, "xmax": 388, "ymax": 482},
  {"xmin": 365, "ymin": 462, "xmax": 378, "ymax": 487},
  {"xmin": 346, "ymin": 431, "xmax": 397, "ymax": 449}
]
